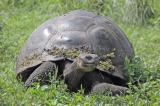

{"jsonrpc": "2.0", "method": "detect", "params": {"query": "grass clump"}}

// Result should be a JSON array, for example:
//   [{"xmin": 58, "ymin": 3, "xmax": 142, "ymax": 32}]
[{"xmin": 123, "ymin": 0, "xmax": 155, "ymax": 25}]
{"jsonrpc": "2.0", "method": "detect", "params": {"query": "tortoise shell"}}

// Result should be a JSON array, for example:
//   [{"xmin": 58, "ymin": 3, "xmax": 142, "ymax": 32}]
[{"xmin": 16, "ymin": 10, "xmax": 134, "ymax": 81}]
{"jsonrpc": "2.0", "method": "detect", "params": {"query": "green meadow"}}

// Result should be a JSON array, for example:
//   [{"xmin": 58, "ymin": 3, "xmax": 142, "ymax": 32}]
[{"xmin": 0, "ymin": 0, "xmax": 160, "ymax": 105}]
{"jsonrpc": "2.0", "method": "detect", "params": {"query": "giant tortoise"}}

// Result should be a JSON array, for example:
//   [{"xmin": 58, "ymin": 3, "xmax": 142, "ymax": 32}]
[{"xmin": 16, "ymin": 10, "xmax": 134, "ymax": 95}]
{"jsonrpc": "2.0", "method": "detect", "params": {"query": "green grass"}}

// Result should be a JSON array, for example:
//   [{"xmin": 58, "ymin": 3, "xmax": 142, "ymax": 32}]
[{"xmin": 0, "ymin": 0, "xmax": 160, "ymax": 105}]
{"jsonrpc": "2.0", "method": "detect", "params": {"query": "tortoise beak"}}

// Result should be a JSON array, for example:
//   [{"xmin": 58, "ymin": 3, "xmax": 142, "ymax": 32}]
[{"xmin": 79, "ymin": 53, "xmax": 99, "ymax": 65}]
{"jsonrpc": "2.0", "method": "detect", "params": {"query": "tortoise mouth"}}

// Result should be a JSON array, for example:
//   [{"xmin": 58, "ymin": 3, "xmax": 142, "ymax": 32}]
[
  {"xmin": 81, "ymin": 62, "xmax": 95, "ymax": 67},
  {"xmin": 81, "ymin": 57, "xmax": 98, "ymax": 65},
  {"xmin": 77, "ymin": 58, "xmax": 97, "ymax": 71},
  {"xmin": 79, "ymin": 53, "xmax": 99, "ymax": 65}
]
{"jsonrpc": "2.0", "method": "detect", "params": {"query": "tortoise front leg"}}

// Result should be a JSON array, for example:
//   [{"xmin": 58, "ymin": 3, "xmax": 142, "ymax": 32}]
[
  {"xmin": 25, "ymin": 61, "xmax": 56, "ymax": 87},
  {"xmin": 92, "ymin": 82, "xmax": 128, "ymax": 95}
]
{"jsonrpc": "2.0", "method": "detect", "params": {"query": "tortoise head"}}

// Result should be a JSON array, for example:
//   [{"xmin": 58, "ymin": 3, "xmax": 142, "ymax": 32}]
[{"xmin": 76, "ymin": 53, "xmax": 99, "ymax": 72}]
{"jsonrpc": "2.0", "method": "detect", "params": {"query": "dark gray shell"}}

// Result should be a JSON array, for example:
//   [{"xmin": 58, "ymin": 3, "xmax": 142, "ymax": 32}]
[{"xmin": 16, "ymin": 10, "xmax": 134, "ymax": 80}]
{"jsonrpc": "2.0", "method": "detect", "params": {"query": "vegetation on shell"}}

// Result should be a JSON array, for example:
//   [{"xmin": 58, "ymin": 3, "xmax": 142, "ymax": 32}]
[{"xmin": 50, "ymin": 47, "xmax": 115, "ymax": 72}]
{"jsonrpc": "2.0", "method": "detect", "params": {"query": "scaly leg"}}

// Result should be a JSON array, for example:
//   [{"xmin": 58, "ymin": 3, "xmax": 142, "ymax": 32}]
[
  {"xmin": 92, "ymin": 82, "xmax": 128, "ymax": 95},
  {"xmin": 25, "ymin": 61, "xmax": 56, "ymax": 87}
]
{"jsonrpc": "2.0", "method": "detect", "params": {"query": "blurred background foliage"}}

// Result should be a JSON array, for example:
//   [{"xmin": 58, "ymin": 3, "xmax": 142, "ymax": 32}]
[
  {"xmin": 0, "ymin": 0, "xmax": 160, "ymax": 25},
  {"xmin": 123, "ymin": 0, "xmax": 155, "ymax": 24}
]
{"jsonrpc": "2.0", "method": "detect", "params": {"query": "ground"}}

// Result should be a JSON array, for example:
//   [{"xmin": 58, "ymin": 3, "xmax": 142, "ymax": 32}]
[{"xmin": 0, "ymin": 0, "xmax": 160, "ymax": 105}]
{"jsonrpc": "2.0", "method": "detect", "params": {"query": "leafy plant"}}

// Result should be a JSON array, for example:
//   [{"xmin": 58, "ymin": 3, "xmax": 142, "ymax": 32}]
[
  {"xmin": 125, "ymin": 56, "xmax": 147, "ymax": 84},
  {"xmin": 125, "ymin": 56, "xmax": 160, "ymax": 85}
]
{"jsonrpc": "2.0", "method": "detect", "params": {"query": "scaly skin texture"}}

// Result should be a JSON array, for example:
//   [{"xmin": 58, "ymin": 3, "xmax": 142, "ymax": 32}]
[
  {"xmin": 92, "ymin": 83, "xmax": 128, "ymax": 95},
  {"xmin": 24, "ymin": 54, "xmax": 128, "ymax": 95},
  {"xmin": 24, "ymin": 61, "xmax": 56, "ymax": 87},
  {"xmin": 63, "ymin": 54, "xmax": 98, "ymax": 92},
  {"xmin": 63, "ymin": 54, "xmax": 128, "ymax": 95}
]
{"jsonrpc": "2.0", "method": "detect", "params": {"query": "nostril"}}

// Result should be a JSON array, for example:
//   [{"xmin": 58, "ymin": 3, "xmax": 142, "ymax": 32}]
[{"xmin": 85, "ymin": 55, "xmax": 93, "ymax": 60}]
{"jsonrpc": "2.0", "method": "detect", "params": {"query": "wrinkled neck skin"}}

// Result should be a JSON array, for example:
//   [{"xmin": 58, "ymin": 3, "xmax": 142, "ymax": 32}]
[
  {"xmin": 63, "ymin": 59, "xmax": 86, "ymax": 77},
  {"xmin": 63, "ymin": 58, "xmax": 93, "ymax": 92}
]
